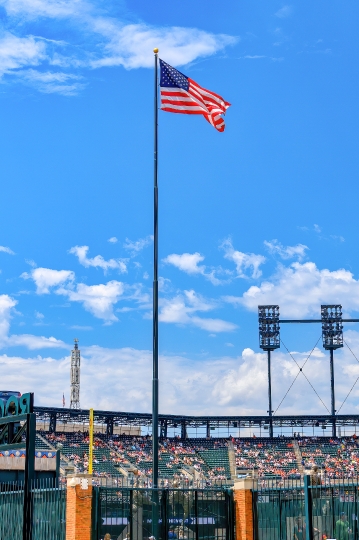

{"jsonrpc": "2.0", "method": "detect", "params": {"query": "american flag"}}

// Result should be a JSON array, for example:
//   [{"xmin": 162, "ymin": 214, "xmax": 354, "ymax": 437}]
[{"xmin": 159, "ymin": 59, "xmax": 230, "ymax": 132}]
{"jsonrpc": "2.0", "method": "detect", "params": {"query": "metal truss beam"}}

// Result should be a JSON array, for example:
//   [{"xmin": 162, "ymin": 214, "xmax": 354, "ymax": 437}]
[{"xmin": 34, "ymin": 406, "xmax": 359, "ymax": 430}]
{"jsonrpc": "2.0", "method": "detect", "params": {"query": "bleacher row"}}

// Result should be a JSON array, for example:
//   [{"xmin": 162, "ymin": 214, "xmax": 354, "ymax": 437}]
[
  {"xmin": 235, "ymin": 438, "xmax": 299, "ymax": 478},
  {"xmin": 36, "ymin": 432, "xmax": 359, "ymax": 480}
]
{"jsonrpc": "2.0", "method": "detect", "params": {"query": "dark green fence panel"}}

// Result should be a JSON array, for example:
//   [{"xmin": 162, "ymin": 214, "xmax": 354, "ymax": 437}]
[
  {"xmin": 0, "ymin": 485, "xmax": 24, "ymax": 539},
  {"xmin": 0, "ymin": 479, "xmax": 66, "ymax": 540},
  {"xmin": 310, "ymin": 479, "xmax": 359, "ymax": 540},
  {"xmin": 253, "ymin": 479, "xmax": 305, "ymax": 540},
  {"xmin": 94, "ymin": 486, "xmax": 234, "ymax": 540},
  {"xmin": 253, "ymin": 476, "xmax": 359, "ymax": 540},
  {"xmin": 31, "ymin": 482, "xmax": 66, "ymax": 540}
]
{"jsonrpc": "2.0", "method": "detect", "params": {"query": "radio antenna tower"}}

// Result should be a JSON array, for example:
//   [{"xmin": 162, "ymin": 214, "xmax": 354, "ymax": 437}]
[{"xmin": 70, "ymin": 338, "xmax": 81, "ymax": 409}]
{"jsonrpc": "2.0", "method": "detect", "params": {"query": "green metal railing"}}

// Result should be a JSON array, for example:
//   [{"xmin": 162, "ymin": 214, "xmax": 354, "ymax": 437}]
[
  {"xmin": 0, "ymin": 479, "xmax": 66, "ymax": 540},
  {"xmin": 92, "ymin": 485, "xmax": 235, "ymax": 540},
  {"xmin": 0, "ymin": 485, "xmax": 24, "ymax": 539},
  {"xmin": 252, "ymin": 478, "xmax": 304, "ymax": 540},
  {"xmin": 31, "ymin": 481, "xmax": 66, "ymax": 539},
  {"xmin": 252, "ymin": 475, "xmax": 359, "ymax": 540}
]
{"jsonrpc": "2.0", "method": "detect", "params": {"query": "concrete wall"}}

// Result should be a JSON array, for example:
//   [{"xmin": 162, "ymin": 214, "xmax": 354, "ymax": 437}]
[{"xmin": 0, "ymin": 456, "xmax": 57, "ymax": 471}]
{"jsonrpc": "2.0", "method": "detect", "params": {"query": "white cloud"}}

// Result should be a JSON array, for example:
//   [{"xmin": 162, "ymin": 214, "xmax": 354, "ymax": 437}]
[
  {"xmin": 243, "ymin": 55, "xmax": 266, "ymax": 59},
  {"xmin": 0, "ymin": 0, "xmax": 89, "ymax": 18},
  {"xmin": 69, "ymin": 245, "xmax": 127, "ymax": 273},
  {"xmin": 0, "ymin": 294, "xmax": 67, "ymax": 350},
  {"xmin": 8, "ymin": 334, "xmax": 66, "ymax": 349},
  {"xmin": 123, "ymin": 235, "xmax": 153, "ymax": 255},
  {"xmin": 124, "ymin": 283, "xmax": 151, "ymax": 308},
  {"xmin": 191, "ymin": 316, "xmax": 237, "ymax": 333},
  {"xmin": 264, "ymin": 239, "xmax": 308, "ymax": 260},
  {"xmin": 91, "ymin": 24, "xmax": 237, "ymax": 70},
  {"xmin": 163, "ymin": 252, "xmax": 231, "ymax": 286},
  {"xmin": 0, "ymin": 2, "xmax": 237, "ymax": 95},
  {"xmin": 0, "ymin": 32, "xmax": 47, "ymax": 76},
  {"xmin": 159, "ymin": 289, "xmax": 237, "ymax": 333},
  {"xmin": 71, "ymin": 325, "xmax": 93, "ymax": 330},
  {"xmin": 275, "ymin": 5, "xmax": 293, "ymax": 18},
  {"xmin": 16, "ymin": 69, "xmax": 84, "ymax": 95},
  {"xmin": 58, "ymin": 280, "xmax": 124, "ymax": 321},
  {"xmin": 2, "ymin": 335, "xmax": 359, "ymax": 415},
  {"xmin": 35, "ymin": 311, "xmax": 44, "ymax": 319},
  {"xmin": 0, "ymin": 294, "xmax": 17, "ymax": 342},
  {"xmin": 221, "ymin": 238, "xmax": 266, "ymax": 279},
  {"xmin": 164, "ymin": 253, "xmax": 205, "ymax": 275},
  {"xmin": 21, "ymin": 267, "xmax": 75, "ymax": 294},
  {"xmin": 108, "ymin": 237, "xmax": 118, "ymax": 244},
  {"xmin": 225, "ymin": 261, "xmax": 359, "ymax": 318},
  {"xmin": 0, "ymin": 245, "xmax": 14, "ymax": 255}
]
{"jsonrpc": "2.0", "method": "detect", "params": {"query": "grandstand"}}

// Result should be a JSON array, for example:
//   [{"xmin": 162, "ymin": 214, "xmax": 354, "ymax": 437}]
[{"xmin": 34, "ymin": 420, "xmax": 359, "ymax": 482}]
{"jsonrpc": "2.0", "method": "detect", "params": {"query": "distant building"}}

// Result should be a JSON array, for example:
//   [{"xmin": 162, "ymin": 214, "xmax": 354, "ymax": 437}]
[{"xmin": 70, "ymin": 339, "xmax": 80, "ymax": 409}]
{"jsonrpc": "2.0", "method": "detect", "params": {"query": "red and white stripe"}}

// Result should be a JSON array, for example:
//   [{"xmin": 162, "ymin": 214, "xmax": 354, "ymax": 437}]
[{"xmin": 160, "ymin": 78, "xmax": 230, "ymax": 132}]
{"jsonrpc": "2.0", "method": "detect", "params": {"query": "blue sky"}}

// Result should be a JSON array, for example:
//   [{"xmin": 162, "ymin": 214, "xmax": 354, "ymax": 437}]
[{"xmin": 0, "ymin": 0, "xmax": 359, "ymax": 418}]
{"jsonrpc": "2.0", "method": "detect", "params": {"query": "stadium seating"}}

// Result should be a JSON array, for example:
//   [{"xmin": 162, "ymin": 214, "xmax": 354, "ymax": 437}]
[
  {"xmin": 39, "ymin": 431, "xmax": 123, "ymax": 477},
  {"xmin": 233, "ymin": 438, "xmax": 300, "ymax": 479},
  {"xmin": 37, "ymin": 430, "xmax": 359, "ymax": 481},
  {"xmin": 298, "ymin": 436, "xmax": 359, "ymax": 477}
]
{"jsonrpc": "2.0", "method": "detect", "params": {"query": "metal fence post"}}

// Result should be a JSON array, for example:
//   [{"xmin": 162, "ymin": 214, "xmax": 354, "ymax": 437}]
[
  {"xmin": 225, "ymin": 490, "xmax": 235, "ymax": 540},
  {"xmin": 129, "ymin": 489, "xmax": 133, "ymax": 540},
  {"xmin": 161, "ymin": 489, "xmax": 168, "ymax": 540},
  {"xmin": 194, "ymin": 490, "xmax": 199, "ymax": 540},
  {"xmin": 91, "ymin": 486, "xmax": 99, "ymax": 540},
  {"xmin": 304, "ymin": 475, "xmax": 313, "ymax": 540},
  {"xmin": 23, "ymin": 411, "xmax": 36, "ymax": 540}
]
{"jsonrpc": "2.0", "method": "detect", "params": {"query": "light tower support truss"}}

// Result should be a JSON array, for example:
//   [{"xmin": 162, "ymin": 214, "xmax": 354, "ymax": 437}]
[
  {"xmin": 70, "ymin": 338, "xmax": 81, "ymax": 410},
  {"xmin": 258, "ymin": 305, "xmax": 280, "ymax": 438},
  {"xmin": 257, "ymin": 305, "xmax": 359, "ymax": 439},
  {"xmin": 321, "ymin": 305, "xmax": 343, "ymax": 437}
]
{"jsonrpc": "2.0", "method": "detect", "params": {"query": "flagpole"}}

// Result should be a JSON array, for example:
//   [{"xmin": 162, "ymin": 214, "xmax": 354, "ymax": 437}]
[
  {"xmin": 152, "ymin": 47, "xmax": 159, "ymax": 490},
  {"xmin": 152, "ymin": 47, "xmax": 159, "ymax": 540}
]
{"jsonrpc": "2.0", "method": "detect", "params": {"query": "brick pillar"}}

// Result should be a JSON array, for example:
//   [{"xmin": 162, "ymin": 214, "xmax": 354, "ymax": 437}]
[
  {"xmin": 66, "ymin": 474, "xmax": 93, "ymax": 540},
  {"xmin": 233, "ymin": 478, "xmax": 257, "ymax": 540}
]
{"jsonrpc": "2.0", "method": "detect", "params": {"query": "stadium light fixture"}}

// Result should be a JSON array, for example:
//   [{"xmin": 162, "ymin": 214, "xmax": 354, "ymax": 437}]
[
  {"xmin": 321, "ymin": 305, "xmax": 343, "ymax": 349},
  {"xmin": 321, "ymin": 304, "xmax": 343, "ymax": 438},
  {"xmin": 258, "ymin": 305, "xmax": 280, "ymax": 350},
  {"xmin": 258, "ymin": 305, "xmax": 280, "ymax": 439}
]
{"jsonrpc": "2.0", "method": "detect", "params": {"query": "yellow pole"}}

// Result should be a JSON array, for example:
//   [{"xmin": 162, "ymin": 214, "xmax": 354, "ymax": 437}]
[{"xmin": 89, "ymin": 408, "xmax": 94, "ymax": 475}]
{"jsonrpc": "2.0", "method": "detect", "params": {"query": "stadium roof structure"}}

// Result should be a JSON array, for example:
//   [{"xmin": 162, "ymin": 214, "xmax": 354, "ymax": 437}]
[{"xmin": 34, "ymin": 406, "xmax": 359, "ymax": 437}]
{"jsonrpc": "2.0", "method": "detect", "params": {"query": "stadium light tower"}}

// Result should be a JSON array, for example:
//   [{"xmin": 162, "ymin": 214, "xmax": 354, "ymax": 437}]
[
  {"xmin": 321, "ymin": 305, "xmax": 343, "ymax": 437},
  {"xmin": 70, "ymin": 338, "xmax": 81, "ymax": 410},
  {"xmin": 258, "ymin": 305, "xmax": 280, "ymax": 438}
]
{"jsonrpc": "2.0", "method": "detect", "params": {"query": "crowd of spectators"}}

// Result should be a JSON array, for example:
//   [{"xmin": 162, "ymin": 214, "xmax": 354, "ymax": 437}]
[
  {"xmin": 233, "ymin": 438, "xmax": 299, "ymax": 479},
  {"xmin": 40, "ymin": 432, "xmax": 231, "ymax": 481},
  {"xmin": 39, "ymin": 431, "xmax": 359, "ymax": 482},
  {"xmin": 298, "ymin": 436, "xmax": 359, "ymax": 478}
]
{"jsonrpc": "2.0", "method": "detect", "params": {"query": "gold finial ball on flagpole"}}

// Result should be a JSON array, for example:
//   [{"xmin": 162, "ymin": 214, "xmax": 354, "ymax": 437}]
[{"xmin": 153, "ymin": 48, "xmax": 159, "ymax": 54}]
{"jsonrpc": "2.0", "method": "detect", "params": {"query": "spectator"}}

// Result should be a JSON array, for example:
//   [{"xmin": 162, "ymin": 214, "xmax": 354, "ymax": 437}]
[{"xmin": 335, "ymin": 513, "xmax": 350, "ymax": 540}]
